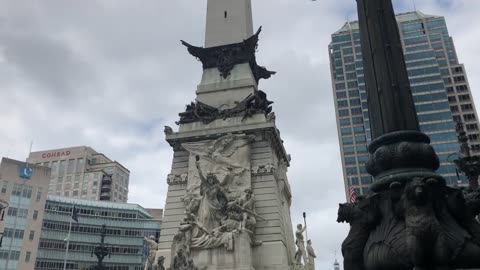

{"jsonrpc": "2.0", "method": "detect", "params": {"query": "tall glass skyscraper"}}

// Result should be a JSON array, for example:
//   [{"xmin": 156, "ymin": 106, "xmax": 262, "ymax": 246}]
[{"xmin": 329, "ymin": 11, "xmax": 480, "ymax": 199}]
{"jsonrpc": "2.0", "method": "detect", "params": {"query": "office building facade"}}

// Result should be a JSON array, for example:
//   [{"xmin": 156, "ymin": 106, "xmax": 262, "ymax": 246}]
[
  {"xmin": 27, "ymin": 146, "xmax": 130, "ymax": 202},
  {"xmin": 329, "ymin": 11, "xmax": 480, "ymax": 198},
  {"xmin": 0, "ymin": 158, "xmax": 51, "ymax": 270},
  {"xmin": 35, "ymin": 195, "xmax": 162, "ymax": 270}
]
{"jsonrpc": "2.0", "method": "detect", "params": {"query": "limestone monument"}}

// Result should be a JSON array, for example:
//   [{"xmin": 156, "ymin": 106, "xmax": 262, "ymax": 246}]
[{"xmin": 156, "ymin": 0, "xmax": 295, "ymax": 269}]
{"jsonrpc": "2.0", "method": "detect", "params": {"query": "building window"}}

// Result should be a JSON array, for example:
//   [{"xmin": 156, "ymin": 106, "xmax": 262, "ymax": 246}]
[
  {"xmin": 33, "ymin": 210, "xmax": 39, "ymax": 220},
  {"xmin": 29, "ymin": 230, "xmax": 35, "ymax": 241},
  {"xmin": 93, "ymin": 181, "xmax": 98, "ymax": 186},
  {"xmin": 466, "ymin": 124, "xmax": 479, "ymax": 131},
  {"xmin": 67, "ymin": 159, "xmax": 75, "ymax": 174},
  {"xmin": 450, "ymin": 106, "xmax": 459, "ymax": 112},
  {"xmin": 25, "ymin": 251, "xmax": 31, "ymax": 262},
  {"xmin": 36, "ymin": 188, "xmax": 42, "ymax": 202},
  {"xmin": 59, "ymin": 160, "xmax": 66, "ymax": 175},
  {"xmin": 76, "ymin": 158, "xmax": 84, "ymax": 172},
  {"xmin": 454, "ymin": 76, "xmax": 466, "ymax": 83},
  {"xmin": 472, "ymin": 145, "xmax": 480, "ymax": 151},
  {"xmin": 12, "ymin": 183, "xmax": 22, "ymax": 196},
  {"xmin": 468, "ymin": 134, "xmax": 479, "ymax": 141},
  {"xmin": 448, "ymin": 96, "xmax": 456, "ymax": 103},
  {"xmin": 51, "ymin": 161, "xmax": 58, "ymax": 175},
  {"xmin": 459, "ymin": 94, "xmax": 471, "ymax": 101},
  {"xmin": 1, "ymin": 181, "xmax": 7, "ymax": 193},
  {"xmin": 73, "ymin": 190, "xmax": 78, "ymax": 196},
  {"xmin": 74, "ymin": 183, "xmax": 79, "ymax": 189},
  {"xmin": 461, "ymin": 104, "xmax": 473, "ymax": 112},
  {"xmin": 456, "ymin": 85, "xmax": 468, "ymax": 92},
  {"xmin": 64, "ymin": 191, "xmax": 70, "ymax": 196},
  {"xmin": 464, "ymin": 114, "xmax": 476, "ymax": 121}
]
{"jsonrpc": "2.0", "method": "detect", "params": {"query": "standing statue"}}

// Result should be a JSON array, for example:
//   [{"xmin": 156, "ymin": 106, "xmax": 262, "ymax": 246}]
[
  {"xmin": 293, "ymin": 247, "xmax": 304, "ymax": 270},
  {"xmin": 195, "ymin": 155, "xmax": 229, "ymax": 231},
  {"xmin": 172, "ymin": 248, "xmax": 188, "ymax": 270},
  {"xmin": 156, "ymin": 256, "xmax": 165, "ymax": 270},
  {"xmin": 236, "ymin": 188, "xmax": 256, "ymax": 231},
  {"xmin": 306, "ymin": 240, "xmax": 316, "ymax": 270},
  {"xmin": 144, "ymin": 235, "xmax": 158, "ymax": 270},
  {"xmin": 295, "ymin": 224, "xmax": 308, "ymax": 266}
]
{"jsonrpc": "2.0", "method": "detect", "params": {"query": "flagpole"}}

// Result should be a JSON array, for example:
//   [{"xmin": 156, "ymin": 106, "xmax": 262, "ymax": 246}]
[{"xmin": 63, "ymin": 205, "xmax": 74, "ymax": 270}]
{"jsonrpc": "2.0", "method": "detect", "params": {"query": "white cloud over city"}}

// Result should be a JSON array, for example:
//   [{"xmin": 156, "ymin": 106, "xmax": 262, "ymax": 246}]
[{"xmin": 1, "ymin": 0, "xmax": 480, "ymax": 269}]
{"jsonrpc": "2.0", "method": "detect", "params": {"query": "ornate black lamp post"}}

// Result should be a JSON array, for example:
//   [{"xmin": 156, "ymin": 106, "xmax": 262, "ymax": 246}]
[
  {"xmin": 0, "ymin": 199, "xmax": 9, "ymax": 247},
  {"xmin": 452, "ymin": 121, "xmax": 480, "ymax": 191},
  {"xmin": 336, "ymin": 0, "xmax": 480, "ymax": 269},
  {"xmin": 91, "ymin": 224, "xmax": 111, "ymax": 270}
]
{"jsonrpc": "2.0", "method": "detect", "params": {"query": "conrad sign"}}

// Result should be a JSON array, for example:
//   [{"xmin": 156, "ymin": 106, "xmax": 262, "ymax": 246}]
[{"xmin": 41, "ymin": 151, "xmax": 71, "ymax": 158}]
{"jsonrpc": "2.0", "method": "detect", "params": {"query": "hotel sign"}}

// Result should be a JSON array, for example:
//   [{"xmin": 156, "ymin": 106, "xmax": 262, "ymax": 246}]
[{"xmin": 41, "ymin": 151, "xmax": 71, "ymax": 159}]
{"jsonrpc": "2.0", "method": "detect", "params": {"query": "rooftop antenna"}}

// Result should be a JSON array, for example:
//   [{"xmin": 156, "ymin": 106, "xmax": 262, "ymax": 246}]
[
  {"xmin": 412, "ymin": 0, "xmax": 417, "ymax": 11},
  {"xmin": 26, "ymin": 140, "xmax": 33, "ymax": 163}
]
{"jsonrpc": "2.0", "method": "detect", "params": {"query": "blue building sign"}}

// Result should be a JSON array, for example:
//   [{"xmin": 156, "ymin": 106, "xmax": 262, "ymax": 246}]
[{"xmin": 20, "ymin": 166, "xmax": 33, "ymax": 179}]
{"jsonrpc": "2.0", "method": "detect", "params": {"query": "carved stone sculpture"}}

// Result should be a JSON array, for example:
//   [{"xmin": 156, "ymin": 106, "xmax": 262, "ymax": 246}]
[
  {"xmin": 306, "ymin": 240, "xmax": 316, "ymax": 270},
  {"xmin": 293, "ymin": 247, "xmax": 304, "ymax": 270},
  {"xmin": 144, "ymin": 235, "xmax": 158, "ymax": 270},
  {"xmin": 156, "ymin": 256, "xmax": 165, "ymax": 270},
  {"xmin": 164, "ymin": 126, "xmax": 174, "ymax": 135},
  {"xmin": 172, "ymin": 249, "xmax": 188, "ymax": 270},
  {"xmin": 295, "ymin": 224, "xmax": 308, "ymax": 266}
]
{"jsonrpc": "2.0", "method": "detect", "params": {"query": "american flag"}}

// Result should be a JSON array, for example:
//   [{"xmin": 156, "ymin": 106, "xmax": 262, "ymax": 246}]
[{"xmin": 349, "ymin": 186, "xmax": 356, "ymax": 203}]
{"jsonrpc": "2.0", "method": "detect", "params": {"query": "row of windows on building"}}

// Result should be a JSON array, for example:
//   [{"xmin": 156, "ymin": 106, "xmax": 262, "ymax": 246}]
[
  {"xmin": 7, "ymin": 207, "xmax": 39, "ymax": 220},
  {"xmin": 39, "ymin": 240, "xmax": 141, "ymax": 255},
  {"xmin": 0, "ymin": 250, "xmax": 23, "ymax": 261},
  {"xmin": 42, "ymin": 221, "xmax": 157, "ymax": 238},
  {"xmin": 1, "ymin": 182, "xmax": 43, "ymax": 201},
  {"xmin": 37, "ymin": 158, "xmax": 85, "ymax": 177},
  {"xmin": 45, "ymin": 204, "xmax": 141, "ymax": 219},
  {"xmin": 35, "ymin": 260, "xmax": 139, "ymax": 270},
  {"xmin": 3, "ymin": 228, "xmax": 35, "ymax": 241}
]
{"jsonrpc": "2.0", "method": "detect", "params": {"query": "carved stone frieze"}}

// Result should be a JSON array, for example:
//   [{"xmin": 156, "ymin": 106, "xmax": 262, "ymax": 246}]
[
  {"xmin": 167, "ymin": 173, "xmax": 188, "ymax": 185},
  {"xmin": 251, "ymin": 163, "xmax": 275, "ymax": 175}
]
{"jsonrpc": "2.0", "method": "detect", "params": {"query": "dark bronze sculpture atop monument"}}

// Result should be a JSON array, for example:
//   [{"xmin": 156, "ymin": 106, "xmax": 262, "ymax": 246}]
[
  {"xmin": 91, "ymin": 224, "xmax": 110, "ymax": 270},
  {"xmin": 181, "ymin": 27, "xmax": 276, "ymax": 82},
  {"xmin": 176, "ymin": 90, "xmax": 273, "ymax": 125},
  {"xmin": 337, "ymin": 1, "xmax": 480, "ymax": 269}
]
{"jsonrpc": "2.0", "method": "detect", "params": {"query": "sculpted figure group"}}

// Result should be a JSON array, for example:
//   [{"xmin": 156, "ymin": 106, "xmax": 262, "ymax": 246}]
[
  {"xmin": 167, "ymin": 148, "xmax": 262, "ymax": 269},
  {"xmin": 293, "ymin": 224, "xmax": 317, "ymax": 270}
]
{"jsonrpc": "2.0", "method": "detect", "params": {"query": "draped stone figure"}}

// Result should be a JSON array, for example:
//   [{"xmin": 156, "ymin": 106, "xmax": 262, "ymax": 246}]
[
  {"xmin": 306, "ymin": 240, "xmax": 316, "ymax": 270},
  {"xmin": 144, "ymin": 236, "xmax": 158, "ymax": 270},
  {"xmin": 195, "ymin": 155, "xmax": 229, "ymax": 231}
]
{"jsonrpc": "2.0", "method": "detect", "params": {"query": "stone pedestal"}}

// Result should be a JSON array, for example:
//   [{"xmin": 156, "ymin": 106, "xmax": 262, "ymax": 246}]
[{"xmin": 191, "ymin": 232, "xmax": 255, "ymax": 270}]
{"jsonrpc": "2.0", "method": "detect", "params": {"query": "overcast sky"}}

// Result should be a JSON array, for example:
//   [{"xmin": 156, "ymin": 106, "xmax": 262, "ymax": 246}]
[{"xmin": 1, "ymin": 0, "xmax": 480, "ymax": 269}]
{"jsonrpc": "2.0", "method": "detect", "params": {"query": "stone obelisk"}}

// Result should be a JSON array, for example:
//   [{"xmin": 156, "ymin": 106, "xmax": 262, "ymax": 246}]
[{"xmin": 156, "ymin": 1, "xmax": 295, "ymax": 270}]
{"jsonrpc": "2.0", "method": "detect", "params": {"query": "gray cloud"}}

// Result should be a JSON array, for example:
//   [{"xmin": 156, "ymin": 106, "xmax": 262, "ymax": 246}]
[{"xmin": 1, "ymin": 1, "xmax": 480, "ymax": 269}]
